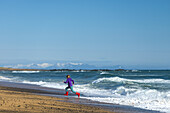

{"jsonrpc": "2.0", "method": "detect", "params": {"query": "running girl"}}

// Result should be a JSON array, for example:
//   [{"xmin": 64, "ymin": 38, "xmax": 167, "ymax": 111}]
[{"xmin": 63, "ymin": 75, "xmax": 80, "ymax": 97}]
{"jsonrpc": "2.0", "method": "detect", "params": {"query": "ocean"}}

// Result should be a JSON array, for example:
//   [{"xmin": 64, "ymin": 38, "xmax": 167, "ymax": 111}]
[{"xmin": 0, "ymin": 70, "xmax": 170, "ymax": 113}]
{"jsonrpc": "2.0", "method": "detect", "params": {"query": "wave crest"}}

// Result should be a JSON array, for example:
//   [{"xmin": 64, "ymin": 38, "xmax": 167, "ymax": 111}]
[
  {"xmin": 0, "ymin": 76, "xmax": 12, "ymax": 81},
  {"xmin": 92, "ymin": 77, "xmax": 170, "ymax": 84},
  {"xmin": 12, "ymin": 71, "xmax": 40, "ymax": 73}
]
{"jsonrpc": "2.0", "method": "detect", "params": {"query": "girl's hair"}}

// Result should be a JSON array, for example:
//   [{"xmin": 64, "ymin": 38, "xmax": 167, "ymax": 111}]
[{"xmin": 66, "ymin": 75, "xmax": 70, "ymax": 78}]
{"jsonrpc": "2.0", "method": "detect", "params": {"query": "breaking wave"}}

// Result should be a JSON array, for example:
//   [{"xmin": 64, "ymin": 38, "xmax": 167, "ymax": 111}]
[
  {"xmin": 0, "ymin": 76, "xmax": 12, "ymax": 81},
  {"xmin": 92, "ymin": 76, "xmax": 170, "ymax": 84},
  {"xmin": 12, "ymin": 71, "xmax": 40, "ymax": 73},
  {"xmin": 22, "ymin": 79, "xmax": 170, "ymax": 112}
]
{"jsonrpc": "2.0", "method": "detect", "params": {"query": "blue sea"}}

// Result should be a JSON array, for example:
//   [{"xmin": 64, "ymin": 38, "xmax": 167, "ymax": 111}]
[{"xmin": 0, "ymin": 70, "xmax": 170, "ymax": 113}]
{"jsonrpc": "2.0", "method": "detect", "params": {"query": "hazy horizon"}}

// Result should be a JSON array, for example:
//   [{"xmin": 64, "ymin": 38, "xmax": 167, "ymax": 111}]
[{"xmin": 1, "ymin": 60, "xmax": 170, "ymax": 70}]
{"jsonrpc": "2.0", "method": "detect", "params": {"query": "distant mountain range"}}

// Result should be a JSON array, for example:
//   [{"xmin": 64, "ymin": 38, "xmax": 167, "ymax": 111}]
[
  {"xmin": 2, "ymin": 62, "xmax": 169, "ymax": 70},
  {"xmin": 3, "ymin": 62, "xmax": 122, "ymax": 70}
]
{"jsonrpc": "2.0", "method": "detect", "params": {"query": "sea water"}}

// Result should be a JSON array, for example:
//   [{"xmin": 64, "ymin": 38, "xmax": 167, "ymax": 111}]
[{"xmin": 0, "ymin": 70, "xmax": 170, "ymax": 113}]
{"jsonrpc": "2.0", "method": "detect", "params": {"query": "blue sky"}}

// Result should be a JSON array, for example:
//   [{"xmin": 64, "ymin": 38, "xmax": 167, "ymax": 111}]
[{"xmin": 0, "ymin": 0, "xmax": 170, "ymax": 68}]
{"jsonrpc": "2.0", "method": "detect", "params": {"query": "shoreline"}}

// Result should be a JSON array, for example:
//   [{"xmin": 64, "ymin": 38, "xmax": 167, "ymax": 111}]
[
  {"xmin": 0, "ymin": 81, "xmax": 161, "ymax": 113},
  {"xmin": 1, "ymin": 67, "xmax": 170, "ymax": 72},
  {"xmin": 0, "ymin": 67, "xmax": 121, "ymax": 72}
]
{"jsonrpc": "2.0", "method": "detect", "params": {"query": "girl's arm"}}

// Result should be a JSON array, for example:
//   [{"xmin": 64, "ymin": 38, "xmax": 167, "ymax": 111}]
[
  {"xmin": 71, "ymin": 79, "xmax": 74, "ymax": 85},
  {"xmin": 64, "ymin": 79, "xmax": 68, "ymax": 83}
]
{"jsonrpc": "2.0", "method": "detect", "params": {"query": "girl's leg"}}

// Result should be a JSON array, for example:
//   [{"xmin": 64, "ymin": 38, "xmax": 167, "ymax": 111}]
[
  {"xmin": 65, "ymin": 87, "xmax": 70, "ymax": 92},
  {"xmin": 64, "ymin": 87, "xmax": 70, "ymax": 96},
  {"xmin": 70, "ymin": 86, "xmax": 76, "ymax": 93},
  {"xmin": 70, "ymin": 86, "xmax": 80, "ymax": 97}
]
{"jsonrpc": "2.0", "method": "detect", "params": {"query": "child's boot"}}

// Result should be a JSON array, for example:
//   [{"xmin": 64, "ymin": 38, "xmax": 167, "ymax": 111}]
[
  {"xmin": 76, "ymin": 92, "xmax": 80, "ymax": 98},
  {"xmin": 64, "ymin": 92, "xmax": 68, "ymax": 96}
]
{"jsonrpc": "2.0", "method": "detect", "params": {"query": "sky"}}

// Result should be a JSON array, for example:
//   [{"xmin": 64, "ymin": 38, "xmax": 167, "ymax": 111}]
[{"xmin": 0, "ymin": 0, "xmax": 170, "ymax": 68}]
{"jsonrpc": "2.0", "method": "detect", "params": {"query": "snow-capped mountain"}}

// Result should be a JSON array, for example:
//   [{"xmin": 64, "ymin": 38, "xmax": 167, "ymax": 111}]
[{"xmin": 4, "ymin": 63, "xmax": 97, "ymax": 69}]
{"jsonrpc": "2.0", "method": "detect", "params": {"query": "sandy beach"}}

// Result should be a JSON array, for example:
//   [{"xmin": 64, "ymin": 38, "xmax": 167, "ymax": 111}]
[{"xmin": 0, "ymin": 85, "xmax": 114, "ymax": 113}]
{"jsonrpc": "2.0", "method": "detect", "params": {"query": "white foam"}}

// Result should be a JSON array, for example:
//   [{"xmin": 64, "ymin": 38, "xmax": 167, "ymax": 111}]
[
  {"xmin": 75, "ymin": 84, "xmax": 170, "ymax": 112},
  {"xmin": 74, "ymin": 84, "xmax": 112, "ymax": 97},
  {"xmin": 22, "ymin": 80, "xmax": 66, "ymax": 89},
  {"xmin": 131, "ymin": 70, "xmax": 140, "ymax": 72},
  {"xmin": 92, "ymin": 77, "xmax": 170, "ymax": 84},
  {"xmin": 82, "ymin": 86, "xmax": 170, "ymax": 113},
  {"xmin": 12, "ymin": 71, "xmax": 40, "ymax": 73},
  {"xmin": 23, "ymin": 80, "xmax": 46, "ymax": 85},
  {"xmin": 100, "ymin": 71, "xmax": 111, "ymax": 75},
  {"xmin": 0, "ymin": 76, "xmax": 12, "ymax": 81}
]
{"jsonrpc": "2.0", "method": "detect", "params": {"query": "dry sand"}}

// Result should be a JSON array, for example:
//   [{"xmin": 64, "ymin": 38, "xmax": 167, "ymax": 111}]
[{"xmin": 0, "ymin": 86, "xmax": 114, "ymax": 113}]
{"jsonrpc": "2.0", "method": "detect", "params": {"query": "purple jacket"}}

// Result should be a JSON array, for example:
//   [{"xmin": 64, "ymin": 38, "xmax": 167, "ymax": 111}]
[{"xmin": 64, "ymin": 78, "xmax": 74, "ymax": 87}]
